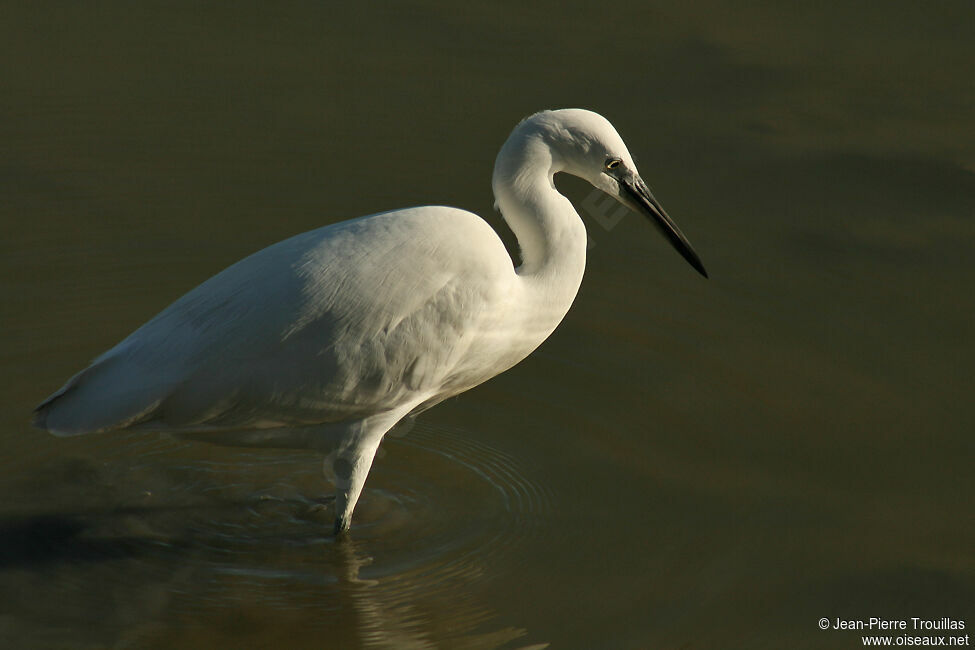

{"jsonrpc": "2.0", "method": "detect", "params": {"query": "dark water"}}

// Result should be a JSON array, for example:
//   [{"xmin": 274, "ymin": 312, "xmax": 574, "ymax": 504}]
[{"xmin": 3, "ymin": 2, "xmax": 973, "ymax": 648}]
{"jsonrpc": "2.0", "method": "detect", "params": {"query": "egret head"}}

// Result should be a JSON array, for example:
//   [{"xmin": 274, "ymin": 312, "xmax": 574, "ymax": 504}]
[{"xmin": 503, "ymin": 108, "xmax": 708, "ymax": 278}]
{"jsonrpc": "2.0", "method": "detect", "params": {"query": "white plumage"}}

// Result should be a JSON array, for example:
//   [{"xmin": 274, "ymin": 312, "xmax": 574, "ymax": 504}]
[{"xmin": 34, "ymin": 109, "xmax": 706, "ymax": 534}]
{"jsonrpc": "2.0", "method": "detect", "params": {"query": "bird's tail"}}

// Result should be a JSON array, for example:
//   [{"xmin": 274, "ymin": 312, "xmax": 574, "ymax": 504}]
[{"xmin": 32, "ymin": 355, "xmax": 162, "ymax": 436}]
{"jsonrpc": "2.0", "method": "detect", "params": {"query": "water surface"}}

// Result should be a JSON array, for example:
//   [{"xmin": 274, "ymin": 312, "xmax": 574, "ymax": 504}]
[{"xmin": 2, "ymin": 2, "xmax": 973, "ymax": 648}]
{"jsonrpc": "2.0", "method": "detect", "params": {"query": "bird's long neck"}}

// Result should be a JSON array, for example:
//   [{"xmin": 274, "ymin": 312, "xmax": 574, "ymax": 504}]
[{"xmin": 492, "ymin": 137, "xmax": 588, "ymax": 323}]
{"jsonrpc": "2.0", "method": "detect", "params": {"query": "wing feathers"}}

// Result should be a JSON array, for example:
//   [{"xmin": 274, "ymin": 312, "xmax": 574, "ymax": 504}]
[{"xmin": 32, "ymin": 207, "xmax": 516, "ymax": 435}]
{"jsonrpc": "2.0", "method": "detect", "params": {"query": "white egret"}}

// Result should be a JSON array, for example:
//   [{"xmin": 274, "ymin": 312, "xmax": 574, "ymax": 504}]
[{"xmin": 33, "ymin": 109, "xmax": 707, "ymax": 535}]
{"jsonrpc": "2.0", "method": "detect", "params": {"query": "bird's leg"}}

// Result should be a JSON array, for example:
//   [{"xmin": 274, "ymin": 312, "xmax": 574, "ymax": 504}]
[
  {"xmin": 330, "ymin": 434, "xmax": 383, "ymax": 536},
  {"xmin": 324, "ymin": 408, "xmax": 412, "ymax": 536}
]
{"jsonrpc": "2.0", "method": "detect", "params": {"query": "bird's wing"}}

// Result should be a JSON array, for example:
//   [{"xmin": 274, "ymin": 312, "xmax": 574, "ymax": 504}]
[{"xmin": 34, "ymin": 207, "xmax": 517, "ymax": 435}]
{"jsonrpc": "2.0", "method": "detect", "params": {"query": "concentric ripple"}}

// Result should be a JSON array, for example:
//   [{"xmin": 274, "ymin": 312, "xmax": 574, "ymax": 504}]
[
  {"xmin": 354, "ymin": 421, "xmax": 555, "ymax": 582},
  {"xmin": 316, "ymin": 422, "xmax": 556, "ymax": 647},
  {"xmin": 13, "ymin": 422, "xmax": 555, "ymax": 647},
  {"xmin": 7, "ymin": 424, "xmax": 553, "ymax": 648}
]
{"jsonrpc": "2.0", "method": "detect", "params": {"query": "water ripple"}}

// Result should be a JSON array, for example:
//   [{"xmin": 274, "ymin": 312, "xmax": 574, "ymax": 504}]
[{"xmin": 3, "ymin": 422, "xmax": 553, "ymax": 647}]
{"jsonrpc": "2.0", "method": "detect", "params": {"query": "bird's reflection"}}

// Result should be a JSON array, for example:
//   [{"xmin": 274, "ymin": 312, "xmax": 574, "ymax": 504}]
[
  {"xmin": 0, "ymin": 455, "xmax": 543, "ymax": 649},
  {"xmin": 330, "ymin": 537, "xmax": 538, "ymax": 650}
]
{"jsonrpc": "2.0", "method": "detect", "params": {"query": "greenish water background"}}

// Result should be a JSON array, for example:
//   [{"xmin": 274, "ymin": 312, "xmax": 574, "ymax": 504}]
[{"xmin": 2, "ymin": 2, "xmax": 972, "ymax": 648}]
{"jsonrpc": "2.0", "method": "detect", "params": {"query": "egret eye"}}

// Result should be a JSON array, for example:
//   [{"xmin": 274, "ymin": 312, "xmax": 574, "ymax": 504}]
[{"xmin": 605, "ymin": 158, "xmax": 622, "ymax": 170}]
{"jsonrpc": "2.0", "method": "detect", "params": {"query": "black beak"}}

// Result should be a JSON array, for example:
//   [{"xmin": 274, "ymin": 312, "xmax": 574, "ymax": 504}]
[{"xmin": 620, "ymin": 174, "xmax": 708, "ymax": 278}]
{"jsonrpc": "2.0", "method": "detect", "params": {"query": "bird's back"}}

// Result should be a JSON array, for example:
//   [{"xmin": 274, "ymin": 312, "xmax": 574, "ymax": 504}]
[{"xmin": 34, "ymin": 206, "xmax": 520, "ymax": 435}]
